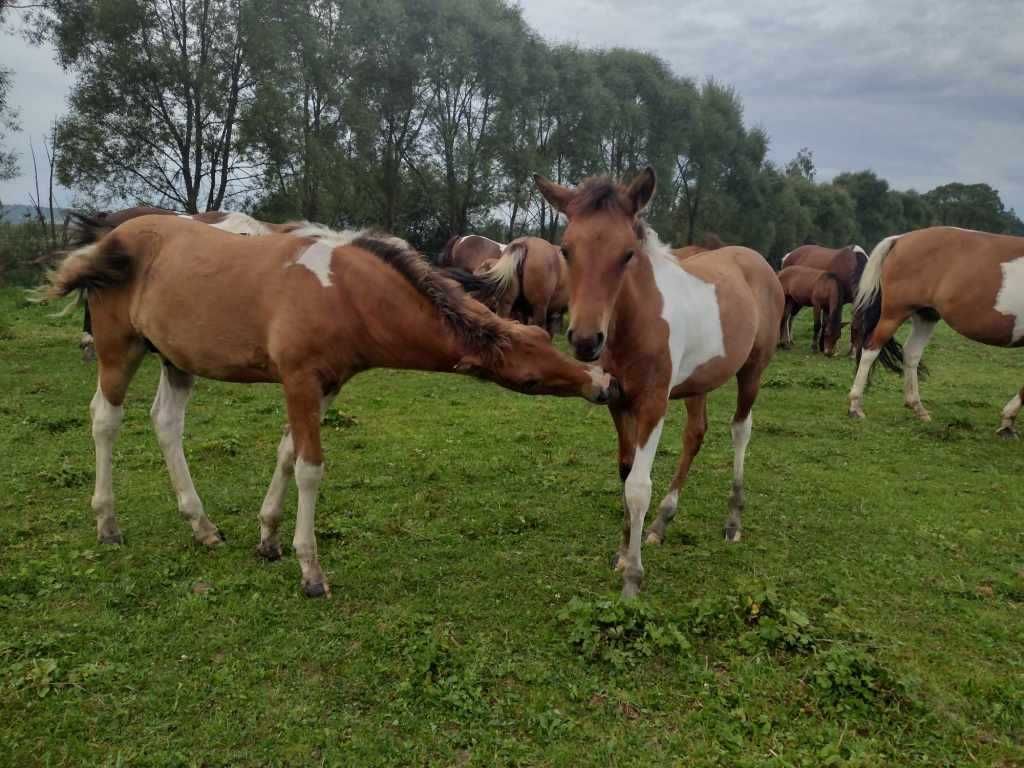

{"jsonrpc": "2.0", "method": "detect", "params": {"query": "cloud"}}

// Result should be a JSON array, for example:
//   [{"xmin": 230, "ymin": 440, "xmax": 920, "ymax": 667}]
[{"xmin": 516, "ymin": 0, "xmax": 1024, "ymax": 212}]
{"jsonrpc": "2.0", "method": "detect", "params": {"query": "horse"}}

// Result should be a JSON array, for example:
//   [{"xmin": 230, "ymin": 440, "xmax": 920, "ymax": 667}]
[
  {"xmin": 533, "ymin": 167, "xmax": 784, "ymax": 598},
  {"xmin": 848, "ymin": 226, "xmax": 1024, "ymax": 436},
  {"xmin": 781, "ymin": 244, "xmax": 868, "ymax": 355},
  {"xmin": 71, "ymin": 208, "xmax": 295, "ymax": 359},
  {"xmin": 44, "ymin": 215, "xmax": 616, "ymax": 597},
  {"xmin": 469, "ymin": 236, "xmax": 569, "ymax": 335},
  {"xmin": 672, "ymin": 233, "xmax": 725, "ymax": 263},
  {"xmin": 777, "ymin": 266, "xmax": 846, "ymax": 356},
  {"xmin": 437, "ymin": 234, "xmax": 504, "ymax": 273}
]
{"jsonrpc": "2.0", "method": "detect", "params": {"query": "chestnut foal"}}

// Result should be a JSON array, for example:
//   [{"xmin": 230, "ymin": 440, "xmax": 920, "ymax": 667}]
[
  {"xmin": 534, "ymin": 168, "xmax": 784, "ymax": 598},
  {"xmin": 47, "ymin": 216, "xmax": 614, "ymax": 597}
]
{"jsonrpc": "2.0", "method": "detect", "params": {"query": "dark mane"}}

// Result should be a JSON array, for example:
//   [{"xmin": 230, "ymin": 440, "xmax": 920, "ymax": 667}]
[
  {"xmin": 351, "ymin": 236, "xmax": 509, "ymax": 362},
  {"xmin": 823, "ymin": 272, "xmax": 844, "ymax": 340},
  {"xmin": 436, "ymin": 235, "xmax": 460, "ymax": 266},
  {"xmin": 566, "ymin": 177, "xmax": 632, "ymax": 218}
]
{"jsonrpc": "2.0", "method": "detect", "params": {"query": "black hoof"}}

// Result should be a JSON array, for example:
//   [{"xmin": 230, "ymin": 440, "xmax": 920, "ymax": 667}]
[
  {"xmin": 724, "ymin": 525, "xmax": 742, "ymax": 543},
  {"xmin": 997, "ymin": 427, "xmax": 1018, "ymax": 440},
  {"xmin": 302, "ymin": 581, "xmax": 327, "ymax": 598},
  {"xmin": 256, "ymin": 542, "xmax": 282, "ymax": 561},
  {"xmin": 99, "ymin": 533, "xmax": 124, "ymax": 545},
  {"xmin": 610, "ymin": 551, "xmax": 624, "ymax": 571}
]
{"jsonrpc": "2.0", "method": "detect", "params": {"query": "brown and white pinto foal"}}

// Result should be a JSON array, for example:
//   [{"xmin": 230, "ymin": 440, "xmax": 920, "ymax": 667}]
[
  {"xmin": 534, "ymin": 168, "xmax": 784, "ymax": 598},
  {"xmin": 849, "ymin": 226, "xmax": 1024, "ymax": 435},
  {"xmin": 46, "ymin": 216, "xmax": 615, "ymax": 597},
  {"xmin": 437, "ymin": 234, "xmax": 504, "ymax": 273}
]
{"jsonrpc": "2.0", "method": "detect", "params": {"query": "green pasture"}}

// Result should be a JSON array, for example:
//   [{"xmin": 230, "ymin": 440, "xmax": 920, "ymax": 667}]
[{"xmin": 0, "ymin": 288, "xmax": 1021, "ymax": 766}]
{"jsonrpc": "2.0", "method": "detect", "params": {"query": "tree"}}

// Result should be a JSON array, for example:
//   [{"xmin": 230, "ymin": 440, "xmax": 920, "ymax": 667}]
[
  {"xmin": 785, "ymin": 147, "xmax": 815, "ymax": 182},
  {"xmin": 0, "ymin": 2, "xmax": 20, "ymax": 186},
  {"xmin": 35, "ymin": 0, "xmax": 252, "ymax": 212},
  {"xmin": 923, "ymin": 182, "xmax": 1014, "ymax": 233}
]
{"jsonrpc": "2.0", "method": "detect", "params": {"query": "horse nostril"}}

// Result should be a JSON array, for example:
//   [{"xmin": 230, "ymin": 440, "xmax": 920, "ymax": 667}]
[{"xmin": 595, "ymin": 332, "xmax": 605, "ymax": 347}]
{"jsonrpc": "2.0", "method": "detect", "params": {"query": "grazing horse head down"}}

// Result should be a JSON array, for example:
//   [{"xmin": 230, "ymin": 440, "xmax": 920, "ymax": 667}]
[{"xmin": 534, "ymin": 167, "xmax": 655, "ymax": 361}]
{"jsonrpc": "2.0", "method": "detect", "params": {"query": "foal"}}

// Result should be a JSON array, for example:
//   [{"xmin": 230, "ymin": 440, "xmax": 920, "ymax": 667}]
[
  {"xmin": 849, "ymin": 226, "xmax": 1024, "ymax": 434},
  {"xmin": 471, "ymin": 237, "xmax": 570, "ymax": 334},
  {"xmin": 782, "ymin": 244, "xmax": 867, "ymax": 356},
  {"xmin": 47, "ymin": 216, "xmax": 615, "ymax": 597},
  {"xmin": 777, "ymin": 266, "xmax": 846, "ymax": 356},
  {"xmin": 534, "ymin": 168, "xmax": 784, "ymax": 598}
]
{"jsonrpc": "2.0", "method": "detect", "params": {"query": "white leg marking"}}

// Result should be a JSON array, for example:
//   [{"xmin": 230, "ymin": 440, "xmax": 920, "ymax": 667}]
[
  {"xmin": 258, "ymin": 428, "xmax": 295, "ymax": 556},
  {"xmin": 150, "ymin": 367, "xmax": 221, "ymax": 544},
  {"xmin": 90, "ymin": 387, "xmax": 124, "ymax": 542},
  {"xmin": 902, "ymin": 314, "xmax": 937, "ymax": 419},
  {"xmin": 621, "ymin": 419, "xmax": 665, "ymax": 598},
  {"xmin": 293, "ymin": 458, "xmax": 326, "ymax": 594},
  {"xmin": 999, "ymin": 392, "xmax": 1023, "ymax": 434},
  {"xmin": 731, "ymin": 414, "xmax": 753, "ymax": 488},
  {"xmin": 848, "ymin": 347, "xmax": 880, "ymax": 418}
]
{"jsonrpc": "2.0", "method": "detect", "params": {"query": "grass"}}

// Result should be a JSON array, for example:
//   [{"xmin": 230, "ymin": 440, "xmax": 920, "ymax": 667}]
[{"xmin": 1, "ymin": 286, "xmax": 1022, "ymax": 767}]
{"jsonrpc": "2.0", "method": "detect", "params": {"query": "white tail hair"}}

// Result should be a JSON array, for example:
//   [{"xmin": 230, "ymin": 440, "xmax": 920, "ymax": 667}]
[
  {"xmin": 481, "ymin": 241, "xmax": 526, "ymax": 297},
  {"xmin": 855, "ymin": 235, "xmax": 902, "ymax": 311}
]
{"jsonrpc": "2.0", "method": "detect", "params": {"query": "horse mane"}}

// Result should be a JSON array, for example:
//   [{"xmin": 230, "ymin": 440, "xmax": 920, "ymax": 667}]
[
  {"xmin": 566, "ymin": 177, "xmax": 632, "ymax": 218},
  {"xmin": 701, "ymin": 233, "xmax": 725, "ymax": 250},
  {"xmin": 351, "ymin": 235, "xmax": 509, "ymax": 363}
]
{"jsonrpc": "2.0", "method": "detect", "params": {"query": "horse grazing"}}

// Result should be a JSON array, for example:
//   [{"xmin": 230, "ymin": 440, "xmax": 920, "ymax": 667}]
[
  {"xmin": 849, "ymin": 226, "xmax": 1024, "ymax": 435},
  {"xmin": 782, "ymin": 244, "xmax": 868, "ymax": 355},
  {"xmin": 777, "ymin": 266, "xmax": 846, "ymax": 356},
  {"xmin": 45, "ymin": 216, "xmax": 615, "ymax": 597},
  {"xmin": 437, "ymin": 234, "xmax": 504, "ymax": 273},
  {"xmin": 468, "ymin": 236, "xmax": 569, "ymax": 334},
  {"xmin": 672, "ymin": 233, "xmax": 726, "ymax": 263},
  {"xmin": 534, "ymin": 167, "xmax": 784, "ymax": 598}
]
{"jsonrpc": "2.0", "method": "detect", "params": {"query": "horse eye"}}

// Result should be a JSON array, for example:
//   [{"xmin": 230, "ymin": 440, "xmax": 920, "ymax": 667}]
[{"xmin": 623, "ymin": 249, "xmax": 635, "ymax": 264}]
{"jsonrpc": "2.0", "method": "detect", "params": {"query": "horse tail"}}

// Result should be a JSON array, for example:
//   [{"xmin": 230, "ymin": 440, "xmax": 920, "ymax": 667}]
[
  {"xmin": 848, "ymin": 244, "xmax": 868, "ymax": 301},
  {"xmin": 853, "ymin": 235, "xmax": 903, "ymax": 374},
  {"xmin": 474, "ymin": 241, "xmax": 526, "ymax": 306},
  {"xmin": 823, "ymin": 272, "xmax": 844, "ymax": 337},
  {"xmin": 444, "ymin": 267, "xmax": 490, "ymax": 295},
  {"xmin": 43, "ymin": 233, "xmax": 136, "ymax": 302},
  {"xmin": 437, "ymin": 235, "xmax": 461, "ymax": 267}
]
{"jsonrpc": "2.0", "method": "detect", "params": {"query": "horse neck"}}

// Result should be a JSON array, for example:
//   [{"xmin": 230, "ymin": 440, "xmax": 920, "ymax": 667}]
[{"xmin": 606, "ymin": 247, "xmax": 663, "ymax": 357}]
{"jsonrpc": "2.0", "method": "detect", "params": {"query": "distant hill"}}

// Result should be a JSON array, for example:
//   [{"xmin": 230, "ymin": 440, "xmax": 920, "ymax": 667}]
[{"xmin": 1, "ymin": 204, "xmax": 72, "ymax": 224}]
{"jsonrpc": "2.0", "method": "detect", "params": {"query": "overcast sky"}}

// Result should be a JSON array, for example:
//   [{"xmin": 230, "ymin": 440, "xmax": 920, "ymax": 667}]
[{"xmin": 2, "ymin": 1, "xmax": 1022, "ymax": 212}]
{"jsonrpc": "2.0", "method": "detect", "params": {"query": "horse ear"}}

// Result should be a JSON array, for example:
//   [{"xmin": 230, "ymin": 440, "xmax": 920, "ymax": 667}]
[
  {"xmin": 533, "ymin": 174, "xmax": 575, "ymax": 214},
  {"xmin": 627, "ymin": 166, "xmax": 656, "ymax": 215}
]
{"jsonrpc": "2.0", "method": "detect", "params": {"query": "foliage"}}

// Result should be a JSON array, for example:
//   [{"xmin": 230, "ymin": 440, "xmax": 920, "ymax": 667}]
[
  {"xmin": 558, "ymin": 596, "xmax": 690, "ymax": 669},
  {"xmin": 0, "ymin": 220, "xmax": 59, "ymax": 285}
]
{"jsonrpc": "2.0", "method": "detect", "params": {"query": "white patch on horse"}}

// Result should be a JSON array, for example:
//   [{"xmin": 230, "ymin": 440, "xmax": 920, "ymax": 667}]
[
  {"xmin": 289, "ymin": 223, "xmax": 411, "ymax": 252},
  {"xmin": 853, "ymin": 245, "xmax": 867, "ymax": 258},
  {"xmin": 293, "ymin": 241, "xmax": 335, "ymax": 287},
  {"xmin": 176, "ymin": 213, "xmax": 193, "ymax": 219},
  {"xmin": 781, "ymin": 249, "xmax": 795, "ymax": 266},
  {"xmin": 994, "ymin": 256, "xmax": 1024, "ymax": 343},
  {"xmin": 210, "ymin": 212, "xmax": 273, "ymax": 235},
  {"xmin": 644, "ymin": 228, "xmax": 726, "ymax": 388}
]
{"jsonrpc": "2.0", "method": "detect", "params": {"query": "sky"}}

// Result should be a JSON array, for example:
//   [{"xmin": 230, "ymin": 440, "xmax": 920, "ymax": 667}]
[{"xmin": 1, "ymin": 1, "xmax": 1022, "ymax": 212}]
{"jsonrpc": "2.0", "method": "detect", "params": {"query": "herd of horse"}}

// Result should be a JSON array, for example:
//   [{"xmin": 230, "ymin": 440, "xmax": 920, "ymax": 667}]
[{"xmin": 40, "ymin": 167, "xmax": 1024, "ymax": 600}]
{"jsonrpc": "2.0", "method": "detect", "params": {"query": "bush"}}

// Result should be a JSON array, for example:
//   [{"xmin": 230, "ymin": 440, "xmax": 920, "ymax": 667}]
[{"xmin": 0, "ymin": 221, "xmax": 66, "ymax": 286}]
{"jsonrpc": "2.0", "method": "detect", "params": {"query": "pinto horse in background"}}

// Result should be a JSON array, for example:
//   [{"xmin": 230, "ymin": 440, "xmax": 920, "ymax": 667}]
[
  {"xmin": 534, "ymin": 167, "xmax": 784, "ymax": 598},
  {"xmin": 464, "ymin": 236, "xmax": 570, "ymax": 335},
  {"xmin": 777, "ymin": 266, "xmax": 846, "ymax": 356},
  {"xmin": 781, "ymin": 244, "xmax": 868, "ymax": 356},
  {"xmin": 849, "ymin": 226, "xmax": 1024, "ymax": 435},
  {"xmin": 437, "ymin": 234, "xmax": 505, "ymax": 273},
  {"xmin": 44, "ymin": 215, "xmax": 615, "ymax": 597}
]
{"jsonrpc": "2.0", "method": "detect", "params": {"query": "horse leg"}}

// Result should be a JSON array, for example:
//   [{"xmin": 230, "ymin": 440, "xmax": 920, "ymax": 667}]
[
  {"xmin": 725, "ymin": 367, "xmax": 761, "ymax": 543},
  {"xmin": 256, "ymin": 395, "xmax": 336, "ymax": 561},
  {"xmin": 282, "ymin": 373, "xmax": 333, "ymax": 597},
  {"xmin": 779, "ymin": 302, "xmax": 793, "ymax": 348},
  {"xmin": 90, "ymin": 340, "xmax": 146, "ymax": 544},
  {"xmin": 812, "ymin": 306, "xmax": 822, "ymax": 352},
  {"xmin": 848, "ymin": 314, "xmax": 908, "ymax": 419},
  {"xmin": 149, "ymin": 363, "xmax": 223, "ymax": 546},
  {"xmin": 645, "ymin": 395, "xmax": 707, "ymax": 545},
  {"xmin": 531, "ymin": 300, "xmax": 549, "ymax": 330},
  {"xmin": 618, "ymin": 396, "xmax": 668, "ymax": 599},
  {"xmin": 787, "ymin": 304, "xmax": 800, "ymax": 348},
  {"xmin": 903, "ymin": 313, "xmax": 937, "ymax": 421},
  {"xmin": 997, "ymin": 385, "xmax": 1024, "ymax": 438},
  {"xmin": 81, "ymin": 303, "xmax": 96, "ymax": 363}
]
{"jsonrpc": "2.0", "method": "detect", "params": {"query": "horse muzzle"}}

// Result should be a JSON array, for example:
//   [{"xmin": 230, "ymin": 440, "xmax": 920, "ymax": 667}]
[{"xmin": 568, "ymin": 329, "xmax": 606, "ymax": 362}]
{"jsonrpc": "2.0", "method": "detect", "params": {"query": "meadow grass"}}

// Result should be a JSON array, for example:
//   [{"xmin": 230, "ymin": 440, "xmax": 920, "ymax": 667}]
[{"xmin": 1, "ymin": 287, "xmax": 1022, "ymax": 767}]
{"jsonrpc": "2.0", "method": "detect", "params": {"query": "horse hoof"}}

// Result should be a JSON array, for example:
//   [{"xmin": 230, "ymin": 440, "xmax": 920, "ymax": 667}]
[
  {"xmin": 997, "ymin": 427, "xmax": 1019, "ymax": 440},
  {"xmin": 98, "ymin": 532, "xmax": 124, "ymax": 545},
  {"xmin": 848, "ymin": 408, "xmax": 865, "ymax": 420},
  {"xmin": 724, "ymin": 526, "xmax": 742, "ymax": 543},
  {"xmin": 256, "ymin": 541, "xmax": 283, "ymax": 561},
  {"xmin": 611, "ymin": 552, "xmax": 626, "ymax": 571},
  {"xmin": 302, "ymin": 581, "xmax": 329, "ymax": 599},
  {"xmin": 196, "ymin": 529, "xmax": 225, "ymax": 547},
  {"xmin": 645, "ymin": 531, "xmax": 663, "ymax": 546}
]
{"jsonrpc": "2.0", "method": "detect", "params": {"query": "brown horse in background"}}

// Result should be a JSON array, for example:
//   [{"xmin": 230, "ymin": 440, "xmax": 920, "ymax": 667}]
[
  {"xmin": 672, "ymin": 233, "xmax": 725, "ymax": 263},
  {"xmin": 464, "ymin": 236, "xmax": 569, "ymax": 335},
  {"xmin": 437, "ymin": 234, "xmax": 504, "ymax": 273},
  {"xmin": 782, "ymin": 243, "xmax": 868, "ymax": 355},
  {"xmin": 849, "ymin": 226, "xmax": 1024, "ymax": 434},
  {"xmin": 777, "ymin": 266, "xmax": 846, "ymax": 356},
  {"xmin": 534, "ymin": 167, "xmax": 784, "ymax": 598},
  {"xmin": 45, "ymin": 215, "xmax": 616, "ymax": 597}
]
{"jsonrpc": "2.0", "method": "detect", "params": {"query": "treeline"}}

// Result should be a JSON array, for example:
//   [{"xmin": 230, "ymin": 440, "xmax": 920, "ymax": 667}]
[{"xmin": 20, "ymin": 0, "xmax": 1024, "ymax": 266}]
